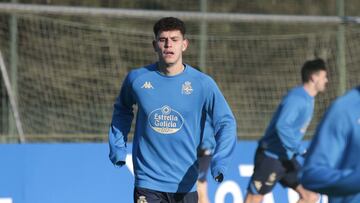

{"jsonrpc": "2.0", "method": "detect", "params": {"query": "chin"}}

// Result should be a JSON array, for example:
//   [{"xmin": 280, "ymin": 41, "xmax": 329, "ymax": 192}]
[
  {"xmin": 319, "ymin": 87, "xmax": 326, "ymax": 92},
  {"xmin": 163, "ymin": 60, "xmax": 176, "ymax": 66}
]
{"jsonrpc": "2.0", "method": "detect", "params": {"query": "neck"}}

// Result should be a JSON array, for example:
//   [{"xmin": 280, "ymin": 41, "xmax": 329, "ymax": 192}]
[
  {"xmin": 157, "ymin": 62, "xmax": 185, "ymax": 76},
  {"xmin": 303, "ymin": 83, "xmax": 318, "ymax": 97}
]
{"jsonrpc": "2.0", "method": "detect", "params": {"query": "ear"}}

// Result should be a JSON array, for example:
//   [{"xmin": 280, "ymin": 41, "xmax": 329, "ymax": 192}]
[
  {"xmin": 310, "ymin": 72, "xmax": 320, "ymax": 83},
  {"xmin": 309, "ymin": 75, "xmax": 314, "ymax": 83},
  {"xmin": 152, "ymin": 40, "xmax": 158, "ymax": 52},
  {"xmin": 182, "ymin": 38, "xmax": 189, "ymax": 52}
]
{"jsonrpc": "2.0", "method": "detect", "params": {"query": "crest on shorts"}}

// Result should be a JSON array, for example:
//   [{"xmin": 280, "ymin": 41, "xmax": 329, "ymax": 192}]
[
  {"xmin": 137, "ymin": 195, "xmax": 148, "ymax": 203},
  {"xmin": 265, "ymin": 172, "xmax": 277, "ymax": 186},
  {"xmin": 254, "ymin": 180, "xmax": 262, "ymax": 191}
]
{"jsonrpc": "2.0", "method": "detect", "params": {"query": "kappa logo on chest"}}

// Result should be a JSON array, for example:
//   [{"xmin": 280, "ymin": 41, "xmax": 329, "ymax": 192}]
[{"xmin": 141, "ymin": 81, "xmax": 154, "ymax": 89}]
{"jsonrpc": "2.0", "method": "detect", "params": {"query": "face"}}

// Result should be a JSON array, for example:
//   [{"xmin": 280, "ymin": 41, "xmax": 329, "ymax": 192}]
[
  {"xmin": 312, "ymin": 70, "xmax": 328, "ymax": 93},
  {"xmin": 153, "ymin": 30, "xmax": 188, "ymax": 67}
]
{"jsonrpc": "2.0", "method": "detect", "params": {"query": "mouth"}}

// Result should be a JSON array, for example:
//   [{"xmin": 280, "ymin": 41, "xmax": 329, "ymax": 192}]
[{"xmin": 163, "ymin": 51, "xmax": 174, "ymax": 56}]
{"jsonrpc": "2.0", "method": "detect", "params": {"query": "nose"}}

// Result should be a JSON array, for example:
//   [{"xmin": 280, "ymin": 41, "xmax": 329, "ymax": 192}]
[{"xmin": 164, "ymin": 39, "xmax": 172, "ymax": 48}]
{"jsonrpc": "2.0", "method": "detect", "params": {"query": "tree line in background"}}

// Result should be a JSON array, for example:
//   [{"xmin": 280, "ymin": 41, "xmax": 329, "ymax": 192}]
[
  {"xmin": 1, "ymin": 0, "xmax": 360, "ymax": 16},
  {"xmin": 0, "ymin": 0, "xmax": 359, "ymax": 142}
]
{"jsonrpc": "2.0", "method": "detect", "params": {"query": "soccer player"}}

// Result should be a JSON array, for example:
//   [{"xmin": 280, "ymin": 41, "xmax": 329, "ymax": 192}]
[
  {"xmin": 244, "ymin": 58, "xmax": 328, "ymax": 203},
  {"xmin": 197, "ymin": 117, "xmax": 216, "ymax": 203},
  {"xmin": 301, "ymin": 85, "xmax": 360, "ymax": 203},
  {"xmin": 108, "ymin": 17, "xmax": 237, "ymax": 203}
]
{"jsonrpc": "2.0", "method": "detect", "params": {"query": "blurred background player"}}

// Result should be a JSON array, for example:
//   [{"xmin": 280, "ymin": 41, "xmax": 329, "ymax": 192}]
[
  {"xmin": 244, "ymin": 58, "xmax": 328, "ymax": 203},
  {"xmin": 197, "ymin": 117, "xmax": 216, "ymax": 203},
  {"xmin": 108, "ymin": 17, "xmax": 236, "ymax": 203},
  {"xmin": 301, "ymin": 85, "xmax": 360, "ymax": 203}
]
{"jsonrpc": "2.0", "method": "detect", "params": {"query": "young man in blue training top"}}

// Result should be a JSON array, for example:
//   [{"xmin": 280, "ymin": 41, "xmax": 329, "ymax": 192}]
[
  {"xmin": 108, "ymin": 17, "xmax": 237, "ymax": 203},
  {"xmin": 244, "ymin": 58, "xmax": 328, "ymax": 203},
  {"xmin": 301, "ymin": 85, "xmax": 360, "ymax": 203}
]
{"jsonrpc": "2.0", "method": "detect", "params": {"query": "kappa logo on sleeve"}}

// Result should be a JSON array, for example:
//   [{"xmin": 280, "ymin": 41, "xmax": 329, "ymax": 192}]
[{"xmin": 148, "ymin": 105, "xmax": 184, "ymax": 134}]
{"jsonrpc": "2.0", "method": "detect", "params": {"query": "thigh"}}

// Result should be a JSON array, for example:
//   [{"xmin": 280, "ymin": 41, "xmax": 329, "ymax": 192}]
[
  {"xmin": 134, "ymin": 187, "xmax": 167, "ymax": 203},
  {"xmin": 248, "ymin": 149, "xmax": 286, "ymax": 195},
  {"xmin": 169, "ymin": 191, "xmax": 198, "ymax": 203},
  {"xmin": 279, "ymin": 158, "xmax": 301, "ymax": 189}
]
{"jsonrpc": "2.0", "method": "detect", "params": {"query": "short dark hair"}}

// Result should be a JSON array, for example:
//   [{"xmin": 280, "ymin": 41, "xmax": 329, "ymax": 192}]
[
  {"xmin": 301, "ymin": 58, "xmax": 327, "ymax": 83},
  {"xmin": 153, "ymin": 17, "xmax": 186, "ymax": 38}
]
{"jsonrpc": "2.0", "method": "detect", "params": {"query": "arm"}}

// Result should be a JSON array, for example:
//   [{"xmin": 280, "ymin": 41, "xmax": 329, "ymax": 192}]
[
  {"xmin": 301, "ymin": 103, "xmax": 360, "ymax": 195},
  {"xmin": 199, "ymin": 114, "xmax": 216, "ymax": 155},
  {"xmin": 275, "ymin": 96, "xmax": 304, "ymax": 159},
  {"xmin": 108, "ymin": 73, "xmax": 136, "ymax": 167},
  {"xmin": 204, "ymin": 78, "xmax": 237, "ymax": 181}
]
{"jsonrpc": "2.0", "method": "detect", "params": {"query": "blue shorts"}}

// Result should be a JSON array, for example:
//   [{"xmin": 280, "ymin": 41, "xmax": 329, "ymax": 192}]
[
  {"xmin": 134, "ymin": 187, "xmax": 198, "ymax": 203},
  {"xmin": 247, "ymin": 147, "xmax": 301, "ymax": 195}
]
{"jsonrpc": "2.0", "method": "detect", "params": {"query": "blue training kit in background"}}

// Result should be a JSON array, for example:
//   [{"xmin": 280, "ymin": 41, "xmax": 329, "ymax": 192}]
[
  {"xmin": 259, "ymin": 86, "xmax": 314, "ymax": 160},
  {"xmin": 301, "ymin": 86, "xmax": 360, "ymax": 203}
]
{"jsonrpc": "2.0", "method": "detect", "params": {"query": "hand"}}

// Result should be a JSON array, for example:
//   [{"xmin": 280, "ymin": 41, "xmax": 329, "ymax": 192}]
[
  {"xmin": 299, "ymin": 149, "xmax": 307, "ymax": 157},
  {"xmin": 215, "ymin": 173, "xmax": 224, "ymax": 183},
  {"xmin": 197, "ymin": 148, "xmax": 212, "ymax": 157},
  {"xmin": 297, "ymin": 145, "xmax": 307, "ymax": 157},
  {"xmin": 115, "ymin": 161, "xmax": 126, "ymax": 167}
]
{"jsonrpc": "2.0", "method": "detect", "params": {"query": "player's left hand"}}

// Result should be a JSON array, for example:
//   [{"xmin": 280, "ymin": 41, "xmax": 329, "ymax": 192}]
[
  {"xmin": 297, "ymin": 145, "xmax": 307, "ymax": 157},
  {"xmin": 115, "ymin": 160, "xmax": 126, "ymax": 167},
  {"xmin": 215, "ymin": 173, "xmax": 224, "ymax": 183}
]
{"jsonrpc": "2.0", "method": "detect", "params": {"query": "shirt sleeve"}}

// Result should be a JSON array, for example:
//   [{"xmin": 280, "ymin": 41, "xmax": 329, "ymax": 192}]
[
  {"xmin": 199, "ymin": 114, "xmax": 216, "ymax": 153},
  {"xmin": 108, "ymin": 73, "xmax": 136, "ymax": 167},
  {"xmin": 275, "ymin": 95, "xmax": 303, "ymax": 159},
  {"xmin": 204, "ymin": 78, "xmax": 237, "ymax": 179},
  {"xmin": 301, "ymin": 102, "xmax": 360, "ymax": 195}
]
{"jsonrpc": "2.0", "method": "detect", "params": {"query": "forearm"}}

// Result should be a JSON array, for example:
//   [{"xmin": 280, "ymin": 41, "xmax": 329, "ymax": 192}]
[
  {"xmin": 108, "ymin": 108, "xmax": 132, "ymax": 166},
  {"xmin": 108, "ymin": 125, "xmax": 128, "ymax": 166},
  {"xmin": 276, "ymin": 126, "xmax": 299, "ymax": 158},
  {"xmin": 302, "ymin": 167, "xmax": 360, "ymax": 196},
  {"xmin": 211, "ymin": 118, "xmax": 236, "ymax": 178}
]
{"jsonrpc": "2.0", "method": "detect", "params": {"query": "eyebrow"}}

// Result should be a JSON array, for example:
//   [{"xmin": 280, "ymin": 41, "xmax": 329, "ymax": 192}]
[{"xmin": 158, "ymin": 36, "xmax": 182, "ymax": 40}]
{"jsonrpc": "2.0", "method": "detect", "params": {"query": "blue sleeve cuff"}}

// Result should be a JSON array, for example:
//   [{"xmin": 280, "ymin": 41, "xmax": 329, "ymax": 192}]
[
  {"xmin": 211, "ymin": 166, "xmax": 226, "ymax": 180},
  {"xmin": 296, "ymin": 144, "xmax": 307, "ymax": 156},
  {"xmin": 108, "ymin": 125, "xmax": 128, "ymax": 167},
  {"xmin": 109, "ymin": 146, "xmax": 127, "ymax": 167}
]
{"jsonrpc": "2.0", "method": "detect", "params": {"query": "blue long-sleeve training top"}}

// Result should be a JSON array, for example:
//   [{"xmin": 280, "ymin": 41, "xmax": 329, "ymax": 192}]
[
  {"xmin": 259, "ymin": 86, "xmax": 314, "ymax": 160},
  {"xmin": 301, "ymin": 86, "xmax": 360, "ymax": 203},
  {"xmin": 108, "ymin": 63, "xmax": 236, "ymax": 193}
]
